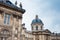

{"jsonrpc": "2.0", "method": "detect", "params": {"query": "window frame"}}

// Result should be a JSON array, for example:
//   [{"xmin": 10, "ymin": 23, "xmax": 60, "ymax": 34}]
[{"xmin": 4, "ymin": 13, "xmax": 11, "ymax": 25}]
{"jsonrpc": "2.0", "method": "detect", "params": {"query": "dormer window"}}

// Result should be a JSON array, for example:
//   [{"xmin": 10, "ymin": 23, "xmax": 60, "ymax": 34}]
[{"xmin": 4, "ymin": 14, "xmax": 10, "ymax": 25}]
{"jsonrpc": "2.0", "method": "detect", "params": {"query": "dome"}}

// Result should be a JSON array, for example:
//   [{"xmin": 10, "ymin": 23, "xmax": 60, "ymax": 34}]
[
  {"xmin": 31, "ymin": 15, "xmax": 43, "ymax": 25},
  {"xmin": 32, "ymin": 19, "xmax": 43, "ymax": 24}
]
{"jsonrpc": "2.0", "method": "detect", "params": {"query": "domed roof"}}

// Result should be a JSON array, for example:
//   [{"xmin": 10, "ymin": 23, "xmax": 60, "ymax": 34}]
[{"xmin": 31, "ymin": 15, "xmax": 43, "ymax": 25}]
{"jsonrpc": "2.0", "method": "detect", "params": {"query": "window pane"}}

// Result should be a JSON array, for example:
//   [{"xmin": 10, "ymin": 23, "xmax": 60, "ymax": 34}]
[
  {"xmin": 4, "ymin": 14, "xmax": 7, "ymax": 24},
  {"xmin": 7, "ymin": 15, "xmax": 10, "ymax": 24}
]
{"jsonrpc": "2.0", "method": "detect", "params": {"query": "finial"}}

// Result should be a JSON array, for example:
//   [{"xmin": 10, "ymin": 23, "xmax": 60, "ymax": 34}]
[
  {"xmin": 19, "ymin": 2, "xmax": 22, "ymax": 9},
  {"xmin": 15, "ymin": 1, "xmax": 17, "ymax": 5},
  {"xmin": 36, "ymin": 15, "xmax": 38, "ymax": 19}
]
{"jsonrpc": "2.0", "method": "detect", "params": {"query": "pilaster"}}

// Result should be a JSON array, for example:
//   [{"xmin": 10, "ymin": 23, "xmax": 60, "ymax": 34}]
[
  {"xmin": 12, "ymin": 17, "xmax": 16, "ymax": 40},
  {"xmin": 18, "ymin": 18, "xmax": 22, "ymax": 40}
]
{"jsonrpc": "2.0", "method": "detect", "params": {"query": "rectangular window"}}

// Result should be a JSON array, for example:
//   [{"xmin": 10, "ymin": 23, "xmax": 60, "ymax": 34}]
[{"xmin": 4, "ymin": 14, "xmax": 10, "ymax": 25}]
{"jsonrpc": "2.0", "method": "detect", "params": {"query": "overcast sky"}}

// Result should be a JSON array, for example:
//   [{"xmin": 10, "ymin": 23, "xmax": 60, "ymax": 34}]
[{"xmin": 10, "ymin": 0, "xmax": 60, "ymax": 33}]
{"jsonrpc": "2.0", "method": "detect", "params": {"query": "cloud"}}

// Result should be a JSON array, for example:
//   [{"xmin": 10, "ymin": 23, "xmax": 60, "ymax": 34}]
[
  {"xmin": 22, "ymin": 0, "xmax": 60, "ymax": 32},
  {"xmin": 10, "ymin": 0, "xmax": 60, "ymax": 32}
]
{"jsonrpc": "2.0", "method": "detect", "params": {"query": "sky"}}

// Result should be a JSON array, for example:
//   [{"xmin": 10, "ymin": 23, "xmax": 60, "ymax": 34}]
[{"xmin": 10, "ymin": 0, "xmax": 60, "ymax": 33}]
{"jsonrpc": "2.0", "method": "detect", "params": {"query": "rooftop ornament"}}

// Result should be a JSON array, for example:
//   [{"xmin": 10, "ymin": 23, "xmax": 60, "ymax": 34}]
[
  {"xmin": 19, "ymin": 2, "xmax": 22, "ymax": 9},
  {"xmin": 15, "ymin": 1, "xmax": 17, "ymax": 5},
  {"xmin": 36, "ymin": 15, "xmax": 38, "ymax": 19}
]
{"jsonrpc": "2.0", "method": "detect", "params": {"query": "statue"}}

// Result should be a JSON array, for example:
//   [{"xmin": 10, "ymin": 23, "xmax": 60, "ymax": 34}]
[
  {"xmin": 19, "ymin": 2, "xmax": 22, "ymax": 9},
  {"xmin": 15, "ymin": 1, "xmax": 17, "ymax": 5}
]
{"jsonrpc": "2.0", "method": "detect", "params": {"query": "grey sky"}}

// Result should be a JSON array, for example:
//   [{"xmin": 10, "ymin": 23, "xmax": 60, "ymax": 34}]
[{"xmin": 10, "ymin": 0, "xmax": 60, "ymax": 33}]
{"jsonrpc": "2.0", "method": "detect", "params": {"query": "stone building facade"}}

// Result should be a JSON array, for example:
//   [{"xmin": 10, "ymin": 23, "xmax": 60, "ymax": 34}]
[
  {"xmin": 0, "ymin": 0, "xmax": 25, "ymax": 40},
  {"xmin": 0, "ymin": 0, "xmax": 60, "ymax": 40}
]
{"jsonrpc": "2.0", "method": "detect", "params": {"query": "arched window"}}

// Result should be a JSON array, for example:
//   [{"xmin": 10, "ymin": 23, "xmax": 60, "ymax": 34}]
[{"xmin": 36, "ymin": 26, "xmax": 38, "ymax": 30}]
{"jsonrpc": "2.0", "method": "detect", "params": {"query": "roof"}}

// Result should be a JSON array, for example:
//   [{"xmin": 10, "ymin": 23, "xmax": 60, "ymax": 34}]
[
  {"xmin": 51, "ymin": 33, "xmax": 60, "ymax": 37},
  {"xmin": 32, "ymin": 19, "xmax": 43, "ymax": 24},
  {"xmin": 44, "ymin": 29, "xmax": 51, "ymax": 33},
  {"xmin": 0, "ymin": 0, "xmax": 25, "ymax": 13}
]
